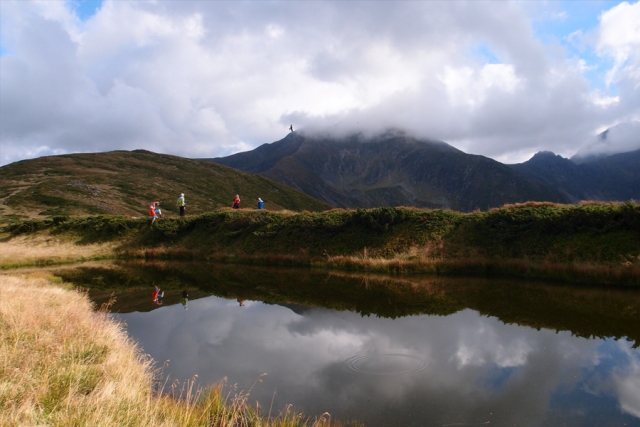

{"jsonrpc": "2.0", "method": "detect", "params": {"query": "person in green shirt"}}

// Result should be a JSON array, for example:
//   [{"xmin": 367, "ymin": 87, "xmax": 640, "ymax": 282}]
[{"xmin": 177, "ymin": 193, "xmax": 186, "ymax": 216}]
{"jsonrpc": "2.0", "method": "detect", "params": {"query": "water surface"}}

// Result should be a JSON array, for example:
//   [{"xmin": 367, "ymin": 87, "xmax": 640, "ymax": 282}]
[{"xmin": 60, "ymin": 261, "xmax": 640, "ymax": 427}]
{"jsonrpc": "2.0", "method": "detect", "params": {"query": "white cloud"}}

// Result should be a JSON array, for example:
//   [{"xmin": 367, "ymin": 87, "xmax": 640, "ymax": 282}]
[
  {"xmin": 1, "ymin": 0, "xmax": 639, "ymax": 166},
  {"xmin": 441, "ymin": 64, "xmax": 520, "ymax": 108},
  {"xmin": 265, "ymin": 24, "xmax": 284, "ymax": 40},
  {"xmin": 597, "ymin": 1, "xmax": 640, "ymax": 86},
  {"xmin": 591, "ymin": 93, "xmax": 620, "ymax": 108},
  {"xmin": 573, "ymin": 120, "xmax": 640, "ymax": 158}
]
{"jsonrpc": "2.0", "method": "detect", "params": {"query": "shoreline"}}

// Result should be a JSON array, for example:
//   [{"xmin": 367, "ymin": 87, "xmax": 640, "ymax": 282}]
[{"xmin": 2, "ymin": 246, "xmax": 638, "ymax": 288}]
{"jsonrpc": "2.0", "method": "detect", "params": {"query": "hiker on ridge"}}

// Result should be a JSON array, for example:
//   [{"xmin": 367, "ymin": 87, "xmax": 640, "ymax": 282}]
[
  {"xmin": 232, "ymin": 194, "xmax": 241, "ymax": 209},
  {"xmin": 153, "ymin": 201, "xmax": 163, "ymax": 218},
  {"xmin": 149, "ymin": 202, "xmax": 158, "ymax": 224},
  {"xmin": 177, "ymin": 193, "xmax": 186, "ymax": 217},
  {"xmin": 257, "ymin": 198, "xmax": 264, "ymax": 209},
  {"xmin": 289, "ymin": 124, "xmax": 293, "ymax": 132}
]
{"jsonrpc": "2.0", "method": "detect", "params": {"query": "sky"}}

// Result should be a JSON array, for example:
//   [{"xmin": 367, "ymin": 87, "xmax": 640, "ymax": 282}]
[{"xmin": 1, "ymin": 0, "xmax": 639, "ymax": 167}]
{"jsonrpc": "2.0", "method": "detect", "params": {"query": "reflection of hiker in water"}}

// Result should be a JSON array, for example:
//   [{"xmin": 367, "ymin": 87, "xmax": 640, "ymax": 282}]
[
  {"xmin": 232, "ymin": 194, "xmax": 241, "ymax": 209},
  {"xmin": 289, "ymin": 124, "xmax": 293, "ymax": 132},
  {"xmin": 237, "ymin": 298, "xmax": 244, "ymax": 306},
  {"xmin": 152, "ymin": 286, "xmax": 164, "ymax": 305},
  {"xmin": 181, "ymin": 290, "xmax": 189, "ymax": 310}
]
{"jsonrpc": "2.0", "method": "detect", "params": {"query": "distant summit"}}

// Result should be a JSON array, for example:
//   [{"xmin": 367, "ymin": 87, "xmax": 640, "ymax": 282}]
[{"xmin": 528, "ymin": 151, "xmax": 561, "ymax": 161}]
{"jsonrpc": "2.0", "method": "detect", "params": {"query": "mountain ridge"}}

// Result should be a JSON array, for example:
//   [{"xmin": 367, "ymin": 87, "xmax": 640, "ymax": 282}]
[
  {"xmin": 510, "ymin": 148, "xmax": 640, "ymax": 203},
  {"xmin": 211, "ymin": 130, "xmax": 571, "ymax": 211}
]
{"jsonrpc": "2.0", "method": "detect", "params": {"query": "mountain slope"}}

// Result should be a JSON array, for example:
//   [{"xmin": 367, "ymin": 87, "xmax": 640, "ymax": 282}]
[
  {"xmin": 0, "ymin": 150, "xmax": 332, "ymax": 223},
  {"xmin": 211, "ymin": 130, "xmax": 570, "ymax": 211},
  {"xmin": 511, "ymin": 149, "xmax": 640, "ymax": 202}
]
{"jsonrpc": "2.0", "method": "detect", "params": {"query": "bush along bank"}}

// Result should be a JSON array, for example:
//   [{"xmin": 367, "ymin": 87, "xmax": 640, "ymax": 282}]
[{"xmin": 3, "ymin": 202, "xmax": 640, "ymax": 285}]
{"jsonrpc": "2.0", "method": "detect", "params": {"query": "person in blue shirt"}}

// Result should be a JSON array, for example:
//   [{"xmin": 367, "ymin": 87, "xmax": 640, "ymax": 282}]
[
  {"xmin": 257, "ymin": 198, "xmax": 264, "ymax": 209},
  {"xmin": 153, "ymin": 201, "xmax": 163, "ymax": 218}
]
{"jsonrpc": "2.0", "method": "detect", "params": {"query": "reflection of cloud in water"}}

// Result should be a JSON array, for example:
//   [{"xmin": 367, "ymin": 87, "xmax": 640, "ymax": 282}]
[
  {"xmin": 455, "ymin": 311, "xmax": 533, "ymax": 368},
  {"xmin": 614, "ymin": 341, "xmax": 640, "ymax": 418},
  {"xmin": 117, "ymin": 296, "xmax": 640, "ymax": 427}
]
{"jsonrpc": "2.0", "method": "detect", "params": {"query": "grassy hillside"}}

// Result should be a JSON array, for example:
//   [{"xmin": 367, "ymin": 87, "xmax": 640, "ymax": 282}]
[
  {"xmin": 2, "ymin": 202, "xmax": 639, "ymax": 285},
  {"xmin": 0, "ymin": 150, "xmax": 331, "ymax": 224}
]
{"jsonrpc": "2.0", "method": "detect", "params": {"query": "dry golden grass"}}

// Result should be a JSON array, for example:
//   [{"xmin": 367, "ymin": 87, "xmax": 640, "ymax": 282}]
[
  {"xmin": 0, "ymin": 274, "xmax": 158, "ymax": 426},
  {"xmin": 0, "ymin": 274, "xmax": 352, "ymax": 427},
  {"xmin": 0, "ymin": 234, "xmax": 118, "ymax": 268}
]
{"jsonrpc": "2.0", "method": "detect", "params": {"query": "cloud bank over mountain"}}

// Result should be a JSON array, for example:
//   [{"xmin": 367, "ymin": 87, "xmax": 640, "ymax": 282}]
[
  {"xmin": 572, "ymin": 121, "xmax": 640, "ymax": 160},
  {"xmin": 1, "ymin": 0, "xmax": 639, "ymax": 166}
]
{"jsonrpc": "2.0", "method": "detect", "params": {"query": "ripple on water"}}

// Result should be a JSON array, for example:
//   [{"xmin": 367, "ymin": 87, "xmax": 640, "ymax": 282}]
[{"xmin": 345, "ymin": 353, "xmax": 427, "ymax": 376}]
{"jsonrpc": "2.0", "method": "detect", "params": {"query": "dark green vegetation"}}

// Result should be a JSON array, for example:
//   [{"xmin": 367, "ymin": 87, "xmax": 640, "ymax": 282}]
[
  {"xmin": 4, "ymin": 202, "xmax": 640, "ymax": 285},
  {"xmin": 55, "ymin": 261, "xmax": 640, "ymax": 348},
  {"xmin": 210, "ymin": 130, "xmax": 569, "ymax": 211},
  {"xmin": 0, "ymin": 150, "xmax": 331, "ymax": 224}
]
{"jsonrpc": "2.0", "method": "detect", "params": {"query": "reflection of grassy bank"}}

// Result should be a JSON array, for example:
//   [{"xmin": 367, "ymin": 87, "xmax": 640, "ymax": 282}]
[
  {"xmin": 54, "ymin": 261, "xmax": 640, "ymax": 348},
  {"xmin": 320, "ymin": 255, "xmax": 640, "ymax": 286},
  {"xmin": 3, "ymin": 201, "xmax": 640, "ymax": 285},
  {"xmin": 0, "ymin": 275, "xmax": 354, "ymax": 427}
]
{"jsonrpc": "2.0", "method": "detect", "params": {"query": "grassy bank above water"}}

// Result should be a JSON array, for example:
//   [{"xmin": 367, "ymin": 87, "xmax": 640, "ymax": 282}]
[
  {"xmin": 0, "ymin": 274, "xmax": 351, "ymax": 427},
  {"xmin": 2, "ymin": 201, "xmax": 639, "ymax": 285}
]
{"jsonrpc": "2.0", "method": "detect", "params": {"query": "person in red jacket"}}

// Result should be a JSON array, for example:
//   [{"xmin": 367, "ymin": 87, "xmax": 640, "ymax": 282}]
[
  {"xmin": 149, "ymin": 202, "xmax": 158, "ymax": 224},
  {"xmin": 152, "ymin": 286, "xmax": 164, "ymax": 305},
  {"xmin": 232, "ymin": 194, "xmax": 241, "ymax": 209}
]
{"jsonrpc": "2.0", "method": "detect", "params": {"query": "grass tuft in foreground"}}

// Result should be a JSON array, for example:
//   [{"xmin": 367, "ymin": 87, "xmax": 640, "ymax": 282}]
[{"xmin": 0, "ymin": 275, "xmax": 355, "ymax": 427}]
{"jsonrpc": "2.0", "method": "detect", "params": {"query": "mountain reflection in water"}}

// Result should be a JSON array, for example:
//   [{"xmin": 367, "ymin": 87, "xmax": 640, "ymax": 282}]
[{"xmin": 56, "ymin": 261, "xmax": 640, "ymax": 427}]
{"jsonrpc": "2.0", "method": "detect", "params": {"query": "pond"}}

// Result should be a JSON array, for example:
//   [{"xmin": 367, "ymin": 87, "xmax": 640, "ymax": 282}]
[{"xmin": 56, "ymin": 261, "xmax": 640, "ymax": 427}]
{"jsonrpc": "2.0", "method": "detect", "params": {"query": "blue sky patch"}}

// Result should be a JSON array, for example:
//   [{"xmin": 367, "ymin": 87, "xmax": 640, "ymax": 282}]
[
  {"xmin": 470, "ymin": 43, "xmax": 502, "ymax": 65},
  {"xmin": 530, "ymin": 0, "xmax": 622, "ymax": 95},
  {"xmin": 69, "ymin": 0, "xmax": 103, "ymax": 21}
]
